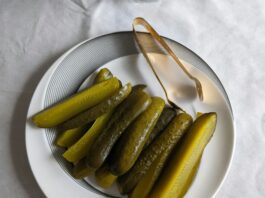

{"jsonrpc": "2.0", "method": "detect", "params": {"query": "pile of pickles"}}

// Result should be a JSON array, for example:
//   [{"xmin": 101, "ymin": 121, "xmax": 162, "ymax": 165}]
[{"xmin": 32, "ymin": 68, "xmax": 217, "ymax": 198}]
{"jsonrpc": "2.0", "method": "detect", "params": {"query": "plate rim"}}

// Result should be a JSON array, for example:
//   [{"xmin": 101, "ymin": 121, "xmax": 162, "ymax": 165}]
[{"xmin": 25, "ymin": 31, "xmax": 236, "ymax": 198}]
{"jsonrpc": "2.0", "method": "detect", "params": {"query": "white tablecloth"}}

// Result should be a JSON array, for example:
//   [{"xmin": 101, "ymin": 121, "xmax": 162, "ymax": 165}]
[{"xmin": 1, "ymin": 0, "xmax": 265, "ymax": 197}]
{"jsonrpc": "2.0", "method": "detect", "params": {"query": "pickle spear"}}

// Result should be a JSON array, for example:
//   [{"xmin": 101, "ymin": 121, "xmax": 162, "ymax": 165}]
[
  {"xmin": 56, "ymin": 125, "xmax": 90, "ymax": 148},
  {"xmin": 118, "ymin": 113, "xmax": 193, "ymax": 194},
  {"xmin": 86, "ymin": 87, "xmax": 152, "ymax": 169},
  {"xmin": 144, "ymin": 107, "xmax": 176, "ymax": 148},
  {"xmin": 95, "ymin": 163, "xmax": 117, "ymax": 188},
  {"xmin": 61, "ymin": 83, "xmax": 132, "ymax": 130},
  {"xmin": 32, "ymin": 77, "xmax": 120, "ymax": 128},
  {"xmin": 149, "ymin": 112, "xmax": 217, "ymax": 198},
  {"xmin": 178, "ymin": 154, "xmax": 202, "ymax": 198},
  {"xmin": 63, "ymin": 111, "xmax": 113, "ymax": 163},
  {"xmin": 109, "ymin": 97, "xmax": 165, "ymax": 176}
]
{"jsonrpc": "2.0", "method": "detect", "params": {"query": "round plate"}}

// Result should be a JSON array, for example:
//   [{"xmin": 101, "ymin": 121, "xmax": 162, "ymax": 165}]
[{"xmin": 25, "ymin": 32, "xmax": 235, "ymax": 198}]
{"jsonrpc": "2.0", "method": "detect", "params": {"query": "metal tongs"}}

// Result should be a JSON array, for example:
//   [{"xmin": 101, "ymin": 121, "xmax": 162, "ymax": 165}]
[{"xmin": 132, "ymin": 17, "xmax": 203, "ymax": 113}]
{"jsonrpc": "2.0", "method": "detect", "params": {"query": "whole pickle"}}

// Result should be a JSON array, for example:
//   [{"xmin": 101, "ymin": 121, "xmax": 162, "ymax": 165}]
[
  {"xmin": 61, "ymin": 83, "xmax": 132, "ymax": 130},
  {"xmin": 118, "ymin": 113, "xmax": 193, "ymax": 194},
  {"xmin": 109, "ymin": 97, "xmax": 165, "ymax": 176},
  {"xmin": 149, "ymin": 113, "xmax": 217, "ymax": 198},
  {"xmin": 86, "ymin": 87, "xmax": 152, "ymax": 169},
  {"xmin": 32, "ymin": 77, "xmax": 120, "ymax": 128}
]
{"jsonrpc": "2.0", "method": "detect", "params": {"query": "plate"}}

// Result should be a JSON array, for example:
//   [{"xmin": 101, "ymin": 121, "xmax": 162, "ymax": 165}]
[{"xmin": 25, "ymin": 32, "xmax": 235, "ymax": 198}]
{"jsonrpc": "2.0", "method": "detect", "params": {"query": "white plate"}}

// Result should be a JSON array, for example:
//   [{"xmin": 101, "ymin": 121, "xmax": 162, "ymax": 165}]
[{"xmin": 25, "ymin": 32, "xmax": 235, "ymax": 198}]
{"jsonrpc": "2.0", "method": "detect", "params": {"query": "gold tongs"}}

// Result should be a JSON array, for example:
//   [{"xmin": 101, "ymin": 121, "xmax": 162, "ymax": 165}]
[{"xmin": 132, "ymin": 17, "xmax": 203, "ymax": 112}]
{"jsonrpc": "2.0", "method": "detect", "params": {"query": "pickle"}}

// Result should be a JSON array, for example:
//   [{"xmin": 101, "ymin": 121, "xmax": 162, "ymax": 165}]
[
  {"xmin": 95, "ymin": 163, "xmax": 117, "ymax": 188},
  {"xmin": 129, "ymin": 150, "xmax": 169, "ymax": 198},
  {"xmin": 61, "ymin": 83, "xmax": 132, "ymax": 130},
  {"xmin": 178, "ymin": 154, "xmax": 202, "ymax": 198},
  {"xmin": 32, "ymin": 77, "xmax": 120, "ymax": 128},
  {"xmin": 56, "ymin": 68, "xmax": 112, "ymax": 147},
  {"xmin": 94, "ymin": 68, "xmax": 113, "ymax": 83},
  {"xmin": 144, "ymin": 107, "xmax": 176, "ymax": 148},
  {"xmin": 56, "ymin": 125, "xmax": 90, "ymax": 148},
  {"xmin": 109, "ymin": 97, "xmax": 165, "ymax": 176},
  {"xmin": 149, "ymin": 113, "xmax": 217, "ymax": 198},
  {"xmin": 72, "ymin": 158, "xmax": 94, "ymax": 179},
  {"xmin": 64, "ymin": 69, "xmax": 116, "ymax": 169},
  {"xmin": 118, "ymin": 113, "xmax": 193, "ymax": 194},
  {"xmin": 86, "ymin": 88, "xmax": 152, "ymax": 169},
  {"xmin": 63, "ymin": 111, "xmax": 113, "ymax": 163}
]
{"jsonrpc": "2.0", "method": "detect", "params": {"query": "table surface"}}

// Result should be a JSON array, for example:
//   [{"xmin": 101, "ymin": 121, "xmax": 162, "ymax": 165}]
[{"xmin": 1, "ymin": 0, "xmax": 265, "ymax": 197}]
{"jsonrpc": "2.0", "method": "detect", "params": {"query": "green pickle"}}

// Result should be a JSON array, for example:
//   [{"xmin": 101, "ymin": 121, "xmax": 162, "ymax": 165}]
[
  {"xmin": 178, "ymin": 155, "xmax": 202, "ymax": 198},
  {"xmin": 40, "ymin": 66, "xmax": 213, "ymax": 198},
  {"xmin": 86, "ymin": 87, "xmax": 152, "ymax": 169},
  {"xmin": 149, "ymin": 113, "xmax": 217, "ymax": 198},
  {"xmin": 63, "ymin": 111, "xmax": 113, "ymax": 163},
  {"xmin": 95, "ymin": 163, "xmax": 117, "ymax": 188},
  {"xmin": 109, "ymin": 97, "xmax": 165, "ymax": 176},
  {"xmin": 32, "ymin": 77, "xmax": 120, "ymax": 128},
  {"xmin": 67, "ymin": 68, "xmax": 116, "ymax": 175},
  {"xmin": 144, "ymin": 107, "xmax": 176, "ymax": 148},
  {"xmin": 118, "ymin": 113, "xmax": 193, "ymax": 194},
  {"xmin": 61, "ymin": 83, "xmax": 132, "ymax": 130},
  {"xmin": 56, "ymin": 125, "xmax": 89, "ymax": 148},
  {"xmin": 129, "ymin": 150, "xmax": 170, "ymax": 198}
]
